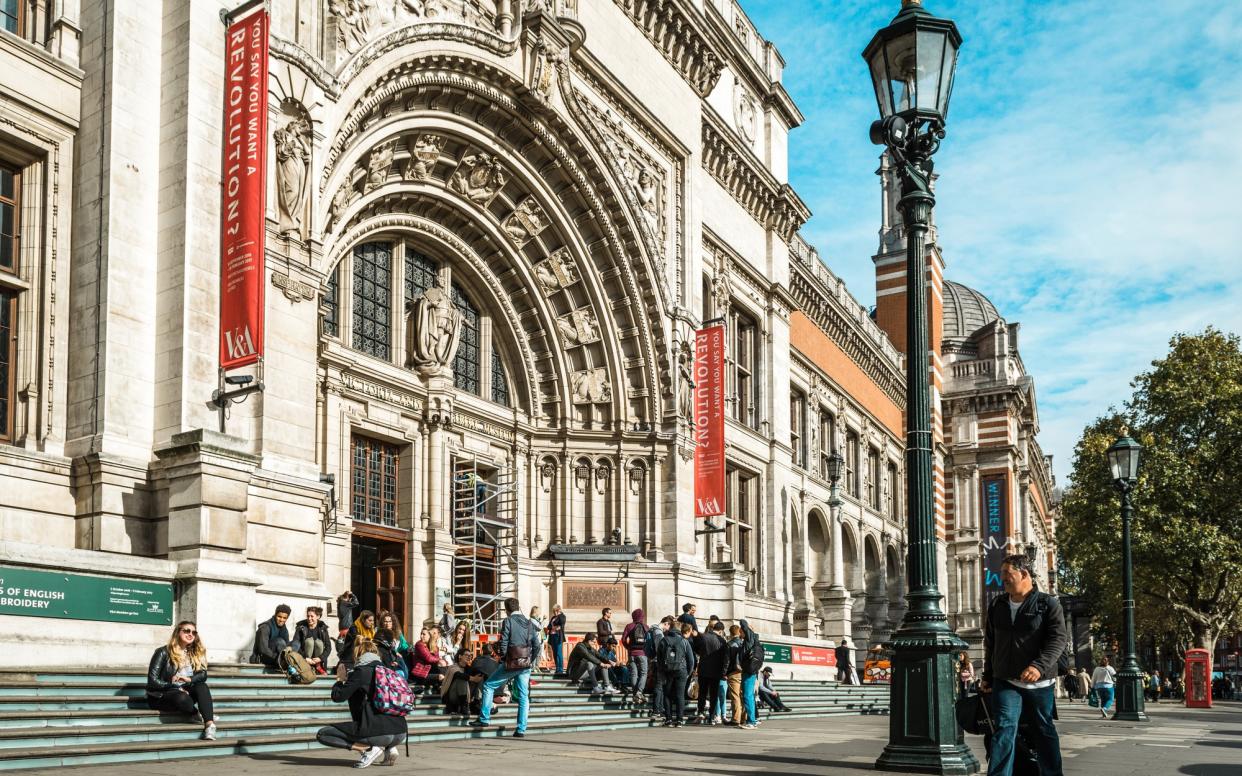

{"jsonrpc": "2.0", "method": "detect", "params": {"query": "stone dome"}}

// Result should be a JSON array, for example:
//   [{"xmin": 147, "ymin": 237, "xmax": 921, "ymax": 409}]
[{"xmin": 943, "ymin": 280, "xmax": 1001, "ymax": 341}]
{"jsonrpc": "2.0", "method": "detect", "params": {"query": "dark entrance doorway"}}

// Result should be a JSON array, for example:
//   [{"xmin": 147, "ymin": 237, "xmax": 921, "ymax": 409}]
[{"xmin": 351, "ymin": 531, "xmax": 406, "ymax": 621}]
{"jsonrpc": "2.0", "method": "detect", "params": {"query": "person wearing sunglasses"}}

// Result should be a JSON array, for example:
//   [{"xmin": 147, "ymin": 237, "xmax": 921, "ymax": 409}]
[{"xmin": 146, "ymin": 621, "xmax": 218, "ymax": 740}]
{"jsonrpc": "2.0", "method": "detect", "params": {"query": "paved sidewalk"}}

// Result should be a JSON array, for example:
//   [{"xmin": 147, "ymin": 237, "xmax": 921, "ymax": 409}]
[{"xmin": 49, "ymin": 700, "xmax": 1242, "ymax": 775}]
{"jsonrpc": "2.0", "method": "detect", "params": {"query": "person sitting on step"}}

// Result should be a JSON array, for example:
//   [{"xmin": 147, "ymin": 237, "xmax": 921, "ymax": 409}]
[
  {"xmin": 146, "ymin": 621, "xmax": 218, "ymax": 741},
  {"xmin": 339, "ymin": 610, "xmax": 376, "ymax": 671},
  {"xmin": 757, "ymin": 667, "xmax": 792, "ymax": 712},
  {"xmin": 567, "ymin": 633, "xmax": 616, "ymax": 695},
  {"xmin": 316, "ymin": 637, "xmax": 408, "ymax": 768},
  {"xmin": 251, "ymin": 604, "xmax": 292, "ymax": 672},
  {"xmin": 292, "ymin": 605, "xmax": 334, "ymax": 676},
  {"xmin": 441, "ymin": 648, "xmax": 476, "ymax": 716}
]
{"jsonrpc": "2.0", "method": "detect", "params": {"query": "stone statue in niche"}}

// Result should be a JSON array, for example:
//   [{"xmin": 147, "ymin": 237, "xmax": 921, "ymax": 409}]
[
  {"xmin": 556, "ymin": 309, "xmax": 600, "ymax": 347},
  {"xmin": 407, "ymin": 279, "xmax": 463, "ymax": 376},
  {"xmin": 571, "ymin": 368, "xmax": 611, "ymax": 404},
  {"xmin": 533, "ymin": 248, "xmax": 578, "ymax": 295},
  {"xmin": 634, "ymin": 166, "xmax": 660, "ymax": 238},
  {"xmin": 364, "ymin": 141, "xmax": 395, "ymax": 193},
  {"xmin": 448, "ymin": 152, "xmax": 508, "ymax": 206},
  {"xmin": 502, "ymin": 196, "xmax": 549, "ymax": 247},
  {"xmin": 677, "ymin": 341, "xmax": 695, "ymax": 423},
  {"xmin": 273, "ymin": 113, "xmax": 311, "ymax": 237},
  {"xmin": 404, "ymin": 134, "xmax": 446, "ymax": 181}
]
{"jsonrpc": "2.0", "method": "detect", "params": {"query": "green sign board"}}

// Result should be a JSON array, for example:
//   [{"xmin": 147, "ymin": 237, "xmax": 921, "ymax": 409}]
[
  {"xmin": 764, "ymin": 644, "xmax": 793, "ymax": 664},
  {"xmin": 0, "ymin": 566, "xmax": 173, "ymax": 626}
]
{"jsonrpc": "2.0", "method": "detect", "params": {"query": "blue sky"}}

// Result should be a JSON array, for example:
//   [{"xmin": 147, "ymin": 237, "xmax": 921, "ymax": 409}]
[{"xmin": 743, "ymin": 0, "xmax": 1242, "ymax": 486}]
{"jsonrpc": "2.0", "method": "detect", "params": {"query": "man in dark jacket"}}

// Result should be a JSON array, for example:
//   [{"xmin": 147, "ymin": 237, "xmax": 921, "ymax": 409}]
[
  {"xmin": 567, "ymin": 633, "xmax": 614, "ymax": 694},
  {"xmin": 981, "ymin": 554, "xmax": 1068, "ymax": 776},
  {"xmin": 335, "ymin": 591, "xmax": 359, "ymax": 637},
  {"xmin": 470, "ymin": 597, "xmax": 543, "ymax": 737},
  {"xmin": 646, "ymin": 617, "xmax": 673, "ymax": 719},
  {"xmin": 835, "ymin": 636, "xmax": 858, "ymax": 685},
  {"xmin": 292, "ymin": 606, "xmax": 334, "ymax": 675},
  {"xmin": 660, "ymin": 622, "xmax": 696, "ymax": 726},
  {"xmin": 695, "ymin": 621, "xmax": 728, "ymax": 722},
  {"xmin": 677, "ymin": 603, "xmax": 699, "ymax": 636},
  {"xmin": 251, "ymin": 604, "xmax": 292, "ymax": 670},
  {"xmin": 596, "ymin": 607, "xmax": 615, "ymax": 645}
]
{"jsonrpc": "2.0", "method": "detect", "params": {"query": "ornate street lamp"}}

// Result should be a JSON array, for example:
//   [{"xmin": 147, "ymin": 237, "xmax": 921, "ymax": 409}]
[
  {"xmin": 1107, "ymin": 428, "xmax": 1149, "ymax": 722},
  {"xmin": 827, "ymin": 450, "xmax": 845, "ymax": 487},
  {"xmin": 865, "ymin": 2, "xmax": 978, "ymax": 773}
]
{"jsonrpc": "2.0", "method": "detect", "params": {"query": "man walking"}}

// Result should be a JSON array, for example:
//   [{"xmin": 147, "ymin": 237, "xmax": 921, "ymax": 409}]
[
  {"xmin": 470, "ymin": 598, "xmax": 542, "ymax": 738},
  {"xmin": 980, "ymin": 554, "xmax": 1068, "ymax": 776},
  {"xmin": 835, "ymin": 637, "xmax": 858, "ymax": 685}
]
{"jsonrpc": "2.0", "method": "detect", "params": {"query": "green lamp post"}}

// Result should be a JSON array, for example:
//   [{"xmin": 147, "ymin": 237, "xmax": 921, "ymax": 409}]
[
  {"xmin": 865, "ymin": 1, "xmax": 979, "ymax": 772},
  {"xmin": 1107, "ymin": 429, "xmax": 1149, "ymax": 722}
]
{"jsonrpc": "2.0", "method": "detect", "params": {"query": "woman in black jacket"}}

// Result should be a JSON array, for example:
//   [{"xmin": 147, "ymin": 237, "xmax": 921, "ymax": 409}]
[
  {"xmin": 316, "ymin": 637, "xmax": 409, "ymax": 768},
  {"xmin": 146, "ymin": 621, "xmax": 217, "ymax": 740}
]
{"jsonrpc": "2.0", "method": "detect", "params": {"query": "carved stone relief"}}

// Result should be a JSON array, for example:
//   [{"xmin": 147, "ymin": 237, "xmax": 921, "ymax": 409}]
[
  {"xmin": 501, "ymin": 196, "xmax": 549, "ymax": 247},
  {"xmin": 330, "ymin": 0, "xmax": 489, "ymax": 57},
  {"xmin": 364, "ymin": 141, "xmax": 395, "ymax": 193},
  {"xmin": 404, "ymin": 134, "xmax": 446, "ymax": 181},
  {"xmin": 533, "ymin": 247, "xmax": 579, "ymax": 295},
  {"xmin": 448, "ymin": 152, "xmax": 507, "ymax": 206},
  {"xmin": 406, "ymin": 280, "xmax": 463, "ymax": 376},
  {"xmin": 556, "ymin": 309, "xmax": 600, "ymax": 347},
  {"xmin": 571, "ymin": 368, "xmax": 611, "ymax": 404},
  {"xmin": 677, "ymin": 340, "xmax": 694, "ymax": 424},
  {"xmin": 734, "ymin": 83, "xmax": 758, "ymax": 146},
  {"xmin": 273, "ymin": 104, "xmax": 312, "ymax": 238}
]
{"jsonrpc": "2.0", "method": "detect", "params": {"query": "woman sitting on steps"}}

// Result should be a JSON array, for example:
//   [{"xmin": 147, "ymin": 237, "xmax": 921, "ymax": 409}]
[{"xmin": 145, "ymin": 621, "xmax": 218, "ymax": 740}]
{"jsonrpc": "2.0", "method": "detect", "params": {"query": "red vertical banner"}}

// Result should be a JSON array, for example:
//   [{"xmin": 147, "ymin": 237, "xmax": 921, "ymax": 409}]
[
  {"xmin": 219, "ymin": 9, "xmax": 269, "ymax": 370},
  {"xmin": 694, "ymin": 322, "xmax": 726, "ymax": 518}
]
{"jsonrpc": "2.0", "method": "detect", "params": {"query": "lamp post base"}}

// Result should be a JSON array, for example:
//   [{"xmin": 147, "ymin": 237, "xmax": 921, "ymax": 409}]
[
  {"xmin": 1113, "ymin": 672, "xmax": 1149, "ymax": 722},
  {"xmin": 875, "ymin": 634, "xmax": 980, "ymax": 774}
]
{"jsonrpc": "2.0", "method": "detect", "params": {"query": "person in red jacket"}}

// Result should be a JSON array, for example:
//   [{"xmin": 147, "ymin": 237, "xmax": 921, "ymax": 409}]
[
  {"xmin": 408, "ymin": 626, "xmax": 443, "ymax": 692},
  {"xmin": 621, "ymin": 609, "xmax": 649, "ymax": 703}
]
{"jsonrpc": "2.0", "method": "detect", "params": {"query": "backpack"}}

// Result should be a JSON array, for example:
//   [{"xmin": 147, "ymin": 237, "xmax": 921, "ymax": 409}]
[
  {"xmin": 1031, "ymin": 593, "xmax": 1071, "ymax": 677},
  {"xmin": 278, "ymin": 647, "xmax": 317, "ymax": 685},
  {"xmin": 659, "ymin": 638, "xmax": 680, "ymax": 672},
  {"xmin": 372, "ymin": 664, "xmax": 414, "ymax": 716},
  {"xmin": 643, "ymin": 625, "xmax": 662, "ymax": 659},
  {"xmin": 746, "ymin": 639, "xmax": 765, "ymax": 675},
  {"xmin": 625, "ymin": 624, "xmax": 646, "ymax": 650}
]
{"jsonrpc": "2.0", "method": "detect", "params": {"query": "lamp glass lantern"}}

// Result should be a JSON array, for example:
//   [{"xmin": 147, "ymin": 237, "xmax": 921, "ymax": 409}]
[
  {"xmin": 827, "ymin": 451, "xmax": 845, "ymax": 484},
  {"xmin": 1107, "ymin": 433, "xmax": 1142, "ymax": 486},
  {"xmin": 863, "ymin": 0, "xmax": 962, "ymax": 126}
]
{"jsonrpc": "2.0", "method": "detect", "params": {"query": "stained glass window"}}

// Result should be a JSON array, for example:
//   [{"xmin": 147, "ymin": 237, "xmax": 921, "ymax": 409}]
[
  {"xmin": 405, "ymin": 249, "xmax": 438, "ymax": 305},
  {"xmin": 451, "ymin": 283, "xmax": 480, "ymax": 395},
  {"xmin": 351, "ymin": 435, "xmax": 399, "ymax": 527},
  {"xmin": 351, "ymin": 242, "xmax": 392, "ymax": 360},
  {"xmin": 491, "ymin": 345, "xmax": 510, "ymax": 407},
  {"xmin": 322, "ymin": 265, "xmax": 340, "ymax": 337}
]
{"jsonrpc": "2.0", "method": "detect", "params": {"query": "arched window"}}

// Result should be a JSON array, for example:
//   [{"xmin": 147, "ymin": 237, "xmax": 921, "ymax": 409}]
[
  {"xmin": 351, "ymin": 242, "xmax": 392, "ymax": 360},
  {"xmin": 491, "ymin": 346, "xmax": 510, "ymax": 407},
  {"xmin": 451, "ymin": 282, "xmax": 479, "ymax": 394}
]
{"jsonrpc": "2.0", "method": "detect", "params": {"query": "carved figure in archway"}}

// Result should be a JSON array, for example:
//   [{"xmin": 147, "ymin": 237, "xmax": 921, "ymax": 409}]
[
  {"xmin": 449, "ymin": 152, "xmax": 508, "ymax": 206},
  {"xmin": 557, "ymin": 309, "xmax": 600, "ymax": 346},
  {"xmin": 407, "ymin": 280, "xmax": 462, "ymax": 375},
  {"xmin": 502, "ymin": 197, "xmax": 549, "ymax": 247},
  {"xmin": 677, "ymin": 341, "xmax": 694, "ymax": 423},
  {"xmin": 571, "ymin": 368, "xmax": 611, "ymax": 404},
  {"xmin": 533, "ymin": 248, "xmax": 578, "ymax": 295},
  {"xmin": 635, "ymin": 167, "xmax": 660, "ymax": 237},
  {"xmin": 364, "ymin": 142, "xmax": 395, "ymax": 193},
  {"xmin": 404, "ymin": 134, "xmax": 446, "ymax": 181},
  {"xmin": 274, "ymin": 115, "xmax": 311, "ymax": 237}
]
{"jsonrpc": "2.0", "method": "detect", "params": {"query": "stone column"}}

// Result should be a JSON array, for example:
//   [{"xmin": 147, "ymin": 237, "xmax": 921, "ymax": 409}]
[
  {"xmin": 154, "ymin": 430, "xmax": 262, "ymax": 661},
  {"xmin": 819, "ymin": 491, "xmax": 853, "ymax": 641}
]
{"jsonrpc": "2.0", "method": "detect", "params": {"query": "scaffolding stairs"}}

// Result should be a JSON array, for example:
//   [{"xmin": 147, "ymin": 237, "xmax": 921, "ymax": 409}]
[{"xmin": 451, "ymin": 459, "xmax": 518, "ymax": 634}]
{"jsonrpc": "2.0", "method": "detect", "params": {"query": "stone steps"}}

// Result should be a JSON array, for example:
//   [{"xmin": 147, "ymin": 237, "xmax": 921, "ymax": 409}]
[{"xmin": 0, "ymin": 667, "xmax": 890, "ymax": 771}]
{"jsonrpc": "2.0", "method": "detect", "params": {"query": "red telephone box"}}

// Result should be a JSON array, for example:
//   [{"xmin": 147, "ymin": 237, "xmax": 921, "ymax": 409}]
[{"xmin": 1184, "ymin": 648, "xmax": 1212, "ymax": 708}]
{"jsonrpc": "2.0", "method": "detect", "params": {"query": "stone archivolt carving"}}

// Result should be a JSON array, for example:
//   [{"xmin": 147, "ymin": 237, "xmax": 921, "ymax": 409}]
[
  {"xmin": 571, "ymin": 367, "xmax": 611, "ymax": 404},
  {"xmin": 609, "ymin": 0, "xmax": 723, "ymax": 97},
  {"xmin": 274, "ymin": 107, "xmax": 312, "ymax": 238},
  {"xmin": 533, "ymin": 247, "xmax": 579, "ymax": 295},
  {"xmin": 406, "ymin": 279, "xmax": 463, "ymax": 376},
  {"xmin": 556, "ymin": 308, "xmax": 601, "ymax": 347},
  {"xmin": 501, "ymin": 196, "xmax": 549, "ymax": 247},
  {"xmin": 701, "ymin": 112, "xmax": 809, "ymax": 243},
  {"xmin": 448, "ymin": 152, "xmax": 507, "ymax": 206},
  {"xmin": 404, "ymin": 134, "xmax": 446, "ymax": 181},
  {"xmin": 330, "ymin": 0, "xmax": 489, "ymax": 57},
  {"xmin": 364, "ymin": 141, "xmax": 395, "ymax": 193}
]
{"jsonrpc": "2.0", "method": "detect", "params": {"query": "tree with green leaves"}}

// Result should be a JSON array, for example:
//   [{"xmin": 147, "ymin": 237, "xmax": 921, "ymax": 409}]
[{"xmin": 1058, "ymin": 328, "xmax": 1242, "ymax": 651}]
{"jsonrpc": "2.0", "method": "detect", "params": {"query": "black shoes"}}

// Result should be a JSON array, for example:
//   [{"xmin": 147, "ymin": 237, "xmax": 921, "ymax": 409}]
[
  {"xmin": 513, "ymin": 731, "xmax": 525, "ymax": 738},
  {"xmin": 468, "ymin": 720, "xmax": 489, "ymax": 728}
]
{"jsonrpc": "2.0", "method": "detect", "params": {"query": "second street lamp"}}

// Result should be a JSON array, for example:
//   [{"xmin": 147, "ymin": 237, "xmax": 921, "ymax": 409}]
[
  {"xmin": 865, "ymin": 1, "xmax": 978, "ymax": 773},
  {"xmin": 1107, "ymin": 429, "xmax": 1149, "ymax": 722}
]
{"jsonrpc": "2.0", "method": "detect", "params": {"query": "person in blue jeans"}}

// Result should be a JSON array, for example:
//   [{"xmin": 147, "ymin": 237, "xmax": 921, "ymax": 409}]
[
  {"xmin": 546, "ymin": 604, "xmax": 566, "ymax": 675},
  {"xmin": 980, "ymin": 554, "xmax": 1068, "ymax": 776},
  {"xmin": 738, "ymin": 619, "xmax": 762, "ymax": 728},
  {"xmin": 470, "ymin": 598, "xmax": 542, "ymax": 738},
  {"xmin": 1091, "ymin": 657, "xmax": 1117, "ymax": 717}
]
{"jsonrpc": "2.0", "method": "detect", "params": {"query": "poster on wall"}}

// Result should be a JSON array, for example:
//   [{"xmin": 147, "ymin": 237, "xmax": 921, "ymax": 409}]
[
  {"xmin": 981, "ymin": 474, "xmax": 1009, "ymax": 611},
  {"xmin": 219, "ymin": 7, "xmax": 269, "ymax": 370},
  {"xmin": 693, "ymin": 321, "xmax": 726, "ymax": 518},
  {"xmin": 0, "ymin": 566, "xmax": 172, "ymax": 626}
]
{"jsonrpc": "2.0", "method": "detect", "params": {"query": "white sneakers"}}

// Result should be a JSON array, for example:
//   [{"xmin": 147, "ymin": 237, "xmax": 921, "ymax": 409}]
[
  {"xmin": 354, "ymin": 746, "xmax": 385, "ymax": 768},
  {"xmin": 200, "ymin": 722, "xmax": 217, "ymax": 741},
  {"xmin": 381, "ymin": 747, "xmax": 399, "ymax": 766}
]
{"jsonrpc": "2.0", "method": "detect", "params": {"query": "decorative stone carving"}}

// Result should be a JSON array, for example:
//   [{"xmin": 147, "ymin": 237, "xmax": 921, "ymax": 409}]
[
  {"xmin": 677, "ymin": 341, "xmax": 694, "ymax": 423},
  {"xmin": 734, "ymin": 85, "xmax": 757, "ymax": 145},
  {"xmin": 533, "ymin": 248, "xmax": 578, "ymax": 295},
  {"xmin": 556, "ymin": 309, "xmax": 600, "ymax": 347},
  {"xmin": 634, "ymin": 166, "xmax": 660, "ymax": 238},
  {"xmin": 331, "ymin": 0, "xmax": 482, "ymax": 56},
  {"xmin": 364, "ymin": 141, "xmax": 395, "ymax": 193},
  {"xmin": 406, "ymin": 279, "xmax": 463, "ymax": 376},
  {"xmin": 326, "ymin": 175, "xmax": 360, "ymax": 231},
  {"xmin": 448, "ymin": 152, "xmax": 507, "ymax": 206},
  {"xmin": 571, "ymin": 368, "xmax": 611, "ymax": 404},
  {"xmin": 404, "ymin": 134, "xmax": 446, "ymax": 181},
  {"xmin": 273, "ymin": 109, "xmax": 311, "ymax": 238},
  {"xmin": 539, "ymin": 458, "xmax": 557, "ymax": 493},
  {"xmin": 501, "ymin": 196, "xmax": 550, "ymax": 248}
]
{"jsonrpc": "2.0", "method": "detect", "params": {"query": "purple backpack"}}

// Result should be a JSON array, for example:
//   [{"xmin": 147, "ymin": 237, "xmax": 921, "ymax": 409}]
[{"xmin": 372, "ymin": 664, "xmax": 413, "ymax": 717}]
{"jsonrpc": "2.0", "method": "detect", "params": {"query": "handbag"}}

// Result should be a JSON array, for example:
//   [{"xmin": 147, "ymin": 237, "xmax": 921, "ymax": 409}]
[
  {"xmin": 504, "ymin": 643, "xmax": 533, "ymax": 670},
  {"xmin": 411, "ymin": 661, "xmax": 431, "ymax": 680},
  {"xmin": 687, "ymin": 677, "xmax": 699, "ymax": 700}
]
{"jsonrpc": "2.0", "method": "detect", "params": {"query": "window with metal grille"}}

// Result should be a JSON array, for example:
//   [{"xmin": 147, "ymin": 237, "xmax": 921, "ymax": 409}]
[
  {"xmin": 491, "ymin": 345, "xmax": 510, "ymax": 407},
  {"xmin": 451, "ymin": 282, "xmax": 479, "ymax": 395},
  {"xmin": 404, "ymin": 249, "xmax": 437, "ymax": 305},
  {"xmin": 351, "ymin": 242, "xmax": 392, "ymax": 360},
  {"xmin": 790, "ymin": 391, "xmax": 805, "ymax": 468},
  {"xmin": 322, "ymin": 265, "xmax": 340, "ymax": 337},
  {"xmin": 351, "ymin": 435, "xmax": 399, "ymax": 527}
]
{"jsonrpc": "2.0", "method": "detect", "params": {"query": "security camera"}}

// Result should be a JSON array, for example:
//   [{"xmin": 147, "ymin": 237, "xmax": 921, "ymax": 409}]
[{"xmin": 225, "ymin": 374, "xmax": 254, "ymax": 386}]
